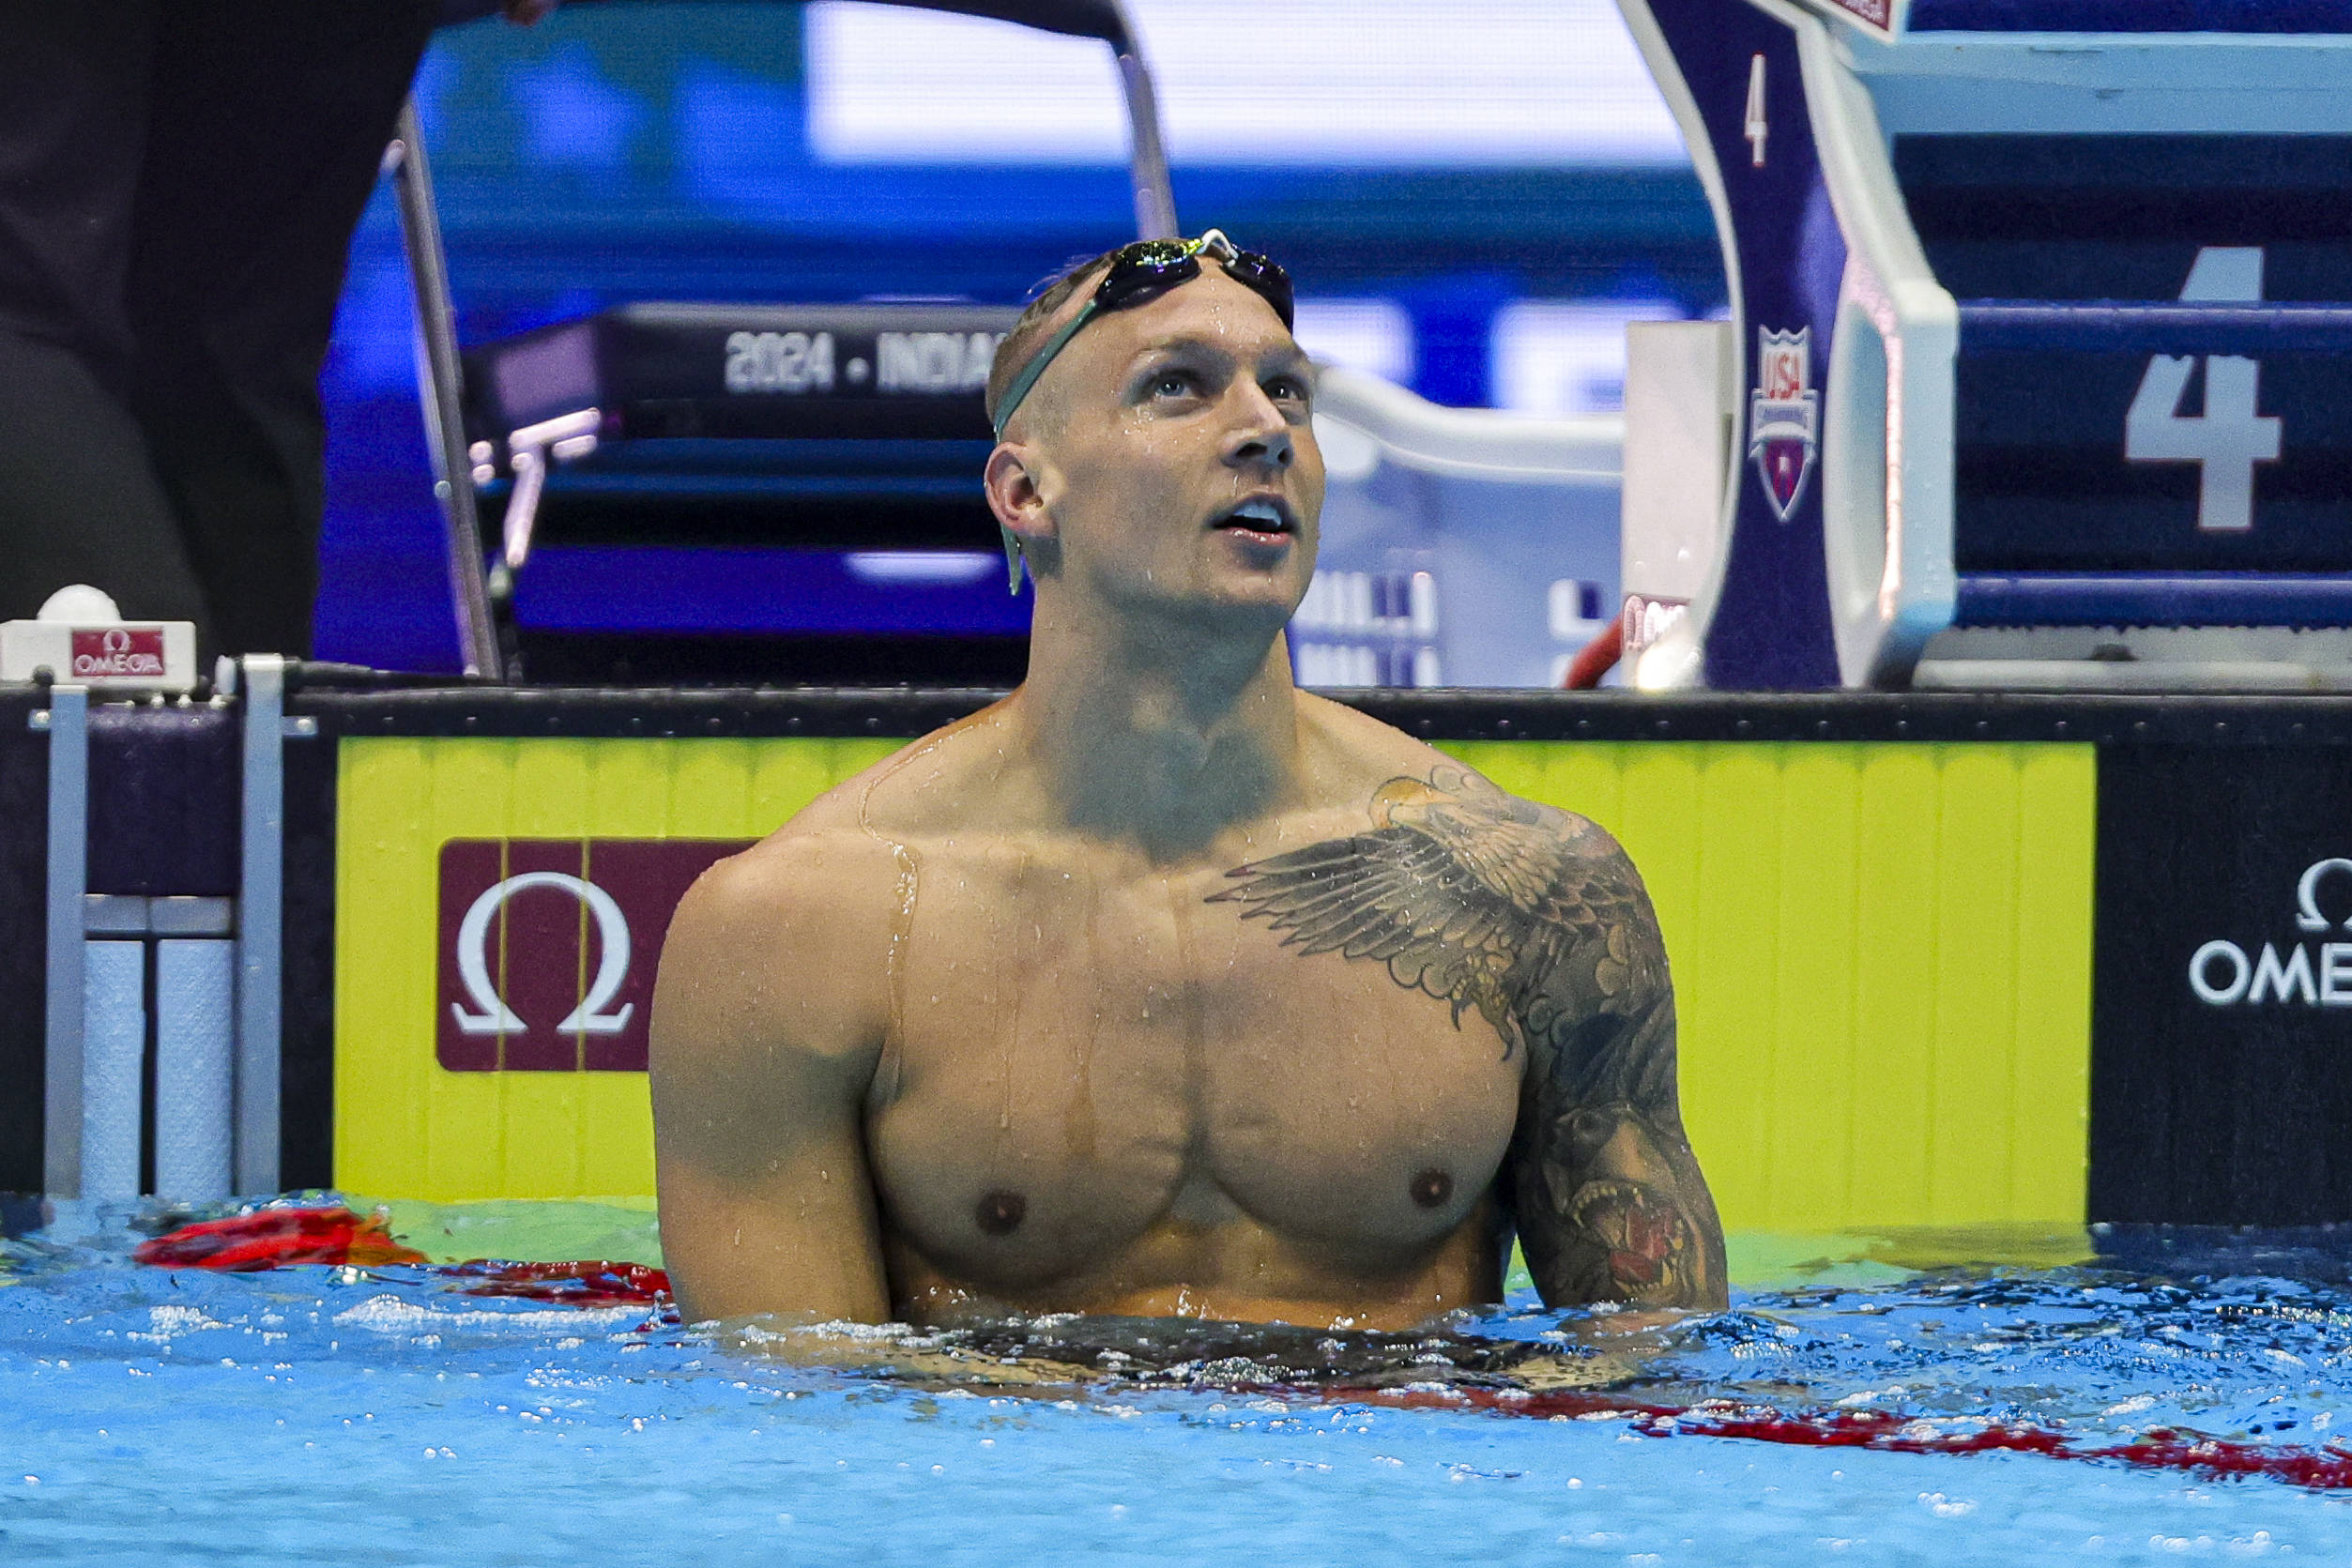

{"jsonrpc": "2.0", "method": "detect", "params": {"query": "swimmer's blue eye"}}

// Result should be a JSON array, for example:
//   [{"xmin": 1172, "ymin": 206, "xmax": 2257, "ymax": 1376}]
[{"xmin": 1266, "ymin": 375, "xmax": 1310, "ymax": 407}]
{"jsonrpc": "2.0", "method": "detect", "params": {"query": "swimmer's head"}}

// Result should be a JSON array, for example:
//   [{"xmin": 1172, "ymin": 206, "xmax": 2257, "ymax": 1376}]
[{"xmin": 982, "ymin": 232, "xmax": 1323, "ymax": 632}]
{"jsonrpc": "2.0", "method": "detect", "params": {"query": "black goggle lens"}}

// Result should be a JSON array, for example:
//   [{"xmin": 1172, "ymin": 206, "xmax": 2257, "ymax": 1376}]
[
  {"xmin": 1092, "ymin": 238, "xmax": 1294, "ymax": 329},
  {"xmin": 1096, "ymin": 242, "xmax": 1201, "ymax": 310},
  {"xmin": 1224, "ymin": 251, "xmax": 1295, "ymax": 329}
]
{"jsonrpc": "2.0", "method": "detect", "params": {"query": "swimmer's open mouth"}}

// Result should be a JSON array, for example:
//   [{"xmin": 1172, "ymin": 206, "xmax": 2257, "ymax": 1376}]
[{"xmin": 1211, "ymin": 496, "xmax": 1297, "ymax": 537}]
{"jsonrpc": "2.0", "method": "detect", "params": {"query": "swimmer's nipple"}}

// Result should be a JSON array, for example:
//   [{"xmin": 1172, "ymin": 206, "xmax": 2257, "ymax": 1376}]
[{"xmin": 974, "ymin": 1190, "xmax": 1027, "ymax": 1237}]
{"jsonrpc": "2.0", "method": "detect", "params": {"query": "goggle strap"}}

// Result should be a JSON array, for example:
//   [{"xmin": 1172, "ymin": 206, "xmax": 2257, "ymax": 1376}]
[{"xmin": 991, "ymin": 298, "xmax": 1100, "ymax": 438}]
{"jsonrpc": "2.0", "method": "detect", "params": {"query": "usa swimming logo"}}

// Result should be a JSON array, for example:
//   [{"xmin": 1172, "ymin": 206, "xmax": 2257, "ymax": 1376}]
[
  {"xmin": 1749, "ymin": 327, "xmax": 1819, "ymax": 523},
  {"xmin": 1827, "ymin": 0, "xmax": 1891, "ymax": 31}
]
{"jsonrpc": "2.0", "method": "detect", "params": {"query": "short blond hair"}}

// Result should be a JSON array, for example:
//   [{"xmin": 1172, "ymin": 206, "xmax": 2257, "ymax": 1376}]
[{"xmin": 983, "ymin": 248, "xmax": 1125, "ymax": 432}]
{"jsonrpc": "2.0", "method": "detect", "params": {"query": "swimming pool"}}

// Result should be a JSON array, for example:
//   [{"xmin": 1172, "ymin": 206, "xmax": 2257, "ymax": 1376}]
[{"xmin": 6, "ymin": 1202, "xmax": 2349, "ymax": 1565}]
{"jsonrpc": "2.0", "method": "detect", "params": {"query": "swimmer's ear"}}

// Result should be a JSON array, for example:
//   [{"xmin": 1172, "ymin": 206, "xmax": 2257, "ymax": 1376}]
[{"xmin": 984, "ymin": 442, "xmax": 1057, "ymax": 595}]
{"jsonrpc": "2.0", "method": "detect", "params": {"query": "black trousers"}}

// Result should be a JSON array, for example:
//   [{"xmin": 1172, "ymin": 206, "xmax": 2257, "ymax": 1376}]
[{"xmin": 0, "ymin": 1, "xmax": 435, "ymax": 660}]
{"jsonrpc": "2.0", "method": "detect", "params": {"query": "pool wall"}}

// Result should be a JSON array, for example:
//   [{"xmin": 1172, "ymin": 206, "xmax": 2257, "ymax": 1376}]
[{"xmin": 8, "ymin": 683, "xmax": 2350, "ymax": 1230}]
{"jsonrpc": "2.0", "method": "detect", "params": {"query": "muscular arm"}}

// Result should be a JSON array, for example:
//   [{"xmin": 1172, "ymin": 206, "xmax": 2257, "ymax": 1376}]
[
  {"xmin": 649, "ymin": 834, "xmax": 894, "ymax": 1325},
  {"xmin": 1506, "ymin": 828, "xmax": 1725, "ymax": 1311}
]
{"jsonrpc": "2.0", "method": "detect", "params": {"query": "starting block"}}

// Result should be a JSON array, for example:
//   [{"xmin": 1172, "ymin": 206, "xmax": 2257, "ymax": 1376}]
[{"xmin": 1616, "ymin": 0, "xmax": 2352, "ymax": 689}]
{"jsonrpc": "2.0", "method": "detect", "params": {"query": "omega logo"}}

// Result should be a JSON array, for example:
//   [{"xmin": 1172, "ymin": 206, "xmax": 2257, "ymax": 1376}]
[
  {"xmin": 449, "ymin": 872, "xmax": 634, "ymax": 1036},
  {"xmin": 69, "ymin": 624, "xmax": 165, "ymax": 677},
  {"xmin": 2188, "ymin": 858, "xmax": 2352, "ymax": 1008}
]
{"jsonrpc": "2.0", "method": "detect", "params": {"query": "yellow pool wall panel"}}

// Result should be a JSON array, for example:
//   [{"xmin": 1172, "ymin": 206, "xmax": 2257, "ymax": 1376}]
[
  {"xmin": 336, "ymin": 736, "xmax": 2096, "ymax": 1232},
  {"xmin": 1444, "ymin": 740, "xmax": 2096, "ymax": 1233}
]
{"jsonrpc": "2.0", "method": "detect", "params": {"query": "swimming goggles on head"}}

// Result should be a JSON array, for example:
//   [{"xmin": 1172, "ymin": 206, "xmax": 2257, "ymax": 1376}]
[{"xmin": 990, "ymin": 229, "xmax": 1296, "ymax": 437}]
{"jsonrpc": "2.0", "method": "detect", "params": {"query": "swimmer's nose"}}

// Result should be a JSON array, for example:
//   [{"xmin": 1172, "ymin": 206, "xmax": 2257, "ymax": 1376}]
[{"xmin": 1224, "ymin": 382, "xmax": 1295, "ymax": 473}]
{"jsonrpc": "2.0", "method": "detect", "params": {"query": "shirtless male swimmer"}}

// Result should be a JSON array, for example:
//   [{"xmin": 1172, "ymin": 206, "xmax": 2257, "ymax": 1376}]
[{"xmin": 649, "ymin": 232, "xmax": 1726, "ymax": 1333}]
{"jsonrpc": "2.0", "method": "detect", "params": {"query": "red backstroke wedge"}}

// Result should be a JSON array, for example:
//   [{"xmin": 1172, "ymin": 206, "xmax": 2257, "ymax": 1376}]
[
  {"xmin": 133, "ymin": 1206, "xmax": 671, "ymax": 1307},
  {"xmin": 133, "ymin": 1207, "xmax": 427, "ymax": 1270}
]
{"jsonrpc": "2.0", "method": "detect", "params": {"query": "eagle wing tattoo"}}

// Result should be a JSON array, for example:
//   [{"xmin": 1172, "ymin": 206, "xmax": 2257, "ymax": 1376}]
[{"xmin": 1211, "ymin": 766, "xmax": 1726, "ymax": 1310}]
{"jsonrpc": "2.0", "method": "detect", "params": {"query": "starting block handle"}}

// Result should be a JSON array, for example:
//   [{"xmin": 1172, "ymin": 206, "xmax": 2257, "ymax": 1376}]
[
  {"xmin": 878, "ymin": 1, "xmax": 1176, "ymax": 236},
  {"xmin": 388, "ymin": 98, "xmax": 504, "ymax": 682},
  {"xmin": 1961, "ymin": 300, "xmax": 2352, "ymax": 356}
]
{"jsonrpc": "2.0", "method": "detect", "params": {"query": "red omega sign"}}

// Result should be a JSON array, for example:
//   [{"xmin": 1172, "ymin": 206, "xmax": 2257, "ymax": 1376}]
[{"xmin": 70, "ymin": 627, "xmax": 165, "ymax": 677}]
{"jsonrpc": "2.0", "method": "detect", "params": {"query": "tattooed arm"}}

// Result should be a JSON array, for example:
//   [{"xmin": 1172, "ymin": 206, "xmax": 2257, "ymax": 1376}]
[
  {"xmin": 1504, "ymin": 821, "xmax": 1725, "ymax": 1310},
  {"xmin": 1213, "ymin": 766, "xmax": 1725, "ymax": 1312}
]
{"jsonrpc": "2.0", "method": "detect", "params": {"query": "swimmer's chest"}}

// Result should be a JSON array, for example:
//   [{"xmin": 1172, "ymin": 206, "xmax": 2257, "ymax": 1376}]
[{"xmin": 863, "ymin": 845, "xmax": 1522, "ymax": 1272}]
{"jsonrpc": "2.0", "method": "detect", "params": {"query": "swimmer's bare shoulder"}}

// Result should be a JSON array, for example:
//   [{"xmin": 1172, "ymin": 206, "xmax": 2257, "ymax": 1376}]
[
  {"xmin": 649, "ymin": 774, "xmax": 910, "ymax": 1327},
  {"xmin": 1260, "ymin": 693, "xmax": 1727, "ymax": 1311}
]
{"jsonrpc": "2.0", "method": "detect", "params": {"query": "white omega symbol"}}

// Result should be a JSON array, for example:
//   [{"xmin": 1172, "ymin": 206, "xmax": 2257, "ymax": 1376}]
[
  {"xmin": 2297, "ymin": 858, "xmax": 2352, "ymax": 933},
  {"xmin": 450, "ymin": 872, "xmax": 634, "ymax": 1037}
]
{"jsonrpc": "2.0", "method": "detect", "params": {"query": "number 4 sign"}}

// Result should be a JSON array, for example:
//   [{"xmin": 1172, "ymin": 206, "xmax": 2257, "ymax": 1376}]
[
  {"xmin": 2124, "ymin": 247, "xmax": 2283, "ymax": 534},
  {"xmin": 1744, "ymin": 54, "xmax": 1766, "ymax": 168}
]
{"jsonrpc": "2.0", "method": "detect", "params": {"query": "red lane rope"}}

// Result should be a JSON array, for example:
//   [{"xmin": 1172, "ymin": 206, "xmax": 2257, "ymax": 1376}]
[
  {"xmin": 130, "ymin": 1208, "xmax": 2352, "ymax": 1492},
  {"xmin": 1321, "ymin": 1382, "xmax": 2352, "ymax": 1493},
  {"xmin": 436, "ymin": 1257, "xmax": 674, "ymax": 1307}
]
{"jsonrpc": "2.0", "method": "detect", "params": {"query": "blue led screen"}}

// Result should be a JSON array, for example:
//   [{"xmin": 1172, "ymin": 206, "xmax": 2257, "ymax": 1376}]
[{"xmin": 317, "ymin": 1, "xmax": 1721, "ymax": 671}]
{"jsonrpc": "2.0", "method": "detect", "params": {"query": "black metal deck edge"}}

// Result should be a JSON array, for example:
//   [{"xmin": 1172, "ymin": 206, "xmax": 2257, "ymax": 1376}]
[
  {"xmin": 0, "ymin": 688, "xmax": 48, "ymax": 1193},
  {"xmin": 282, "ymin": 684, "xmax": 2352, "ymax": 746},
  {"xmin": 281, "ymin": 735, "xmax": 338, "ymax": 1192}
]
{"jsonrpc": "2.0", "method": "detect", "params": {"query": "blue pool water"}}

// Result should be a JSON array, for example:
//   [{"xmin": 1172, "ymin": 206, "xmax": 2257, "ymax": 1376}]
[{"xmin": 8, "ymin": 1203, "xmax": 2352, "ymax": 1565}]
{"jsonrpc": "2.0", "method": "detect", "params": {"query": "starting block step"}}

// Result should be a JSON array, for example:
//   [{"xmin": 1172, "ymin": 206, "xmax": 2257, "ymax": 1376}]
[
  {"xmin": 1956, "ymin": 573, "xmax": 2352, "ymax": 629},
  {"xmin": 1902, "ymin": 2, "xmax": 2352, "ymax": 31},
  {"xmin": 1958, "ymin": 303, "xmax": 2352, "ymax": 356}
]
